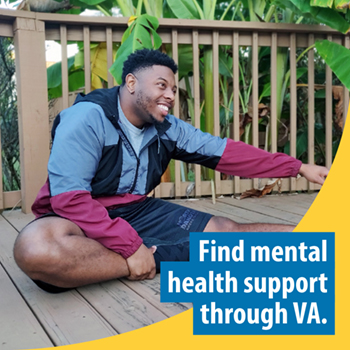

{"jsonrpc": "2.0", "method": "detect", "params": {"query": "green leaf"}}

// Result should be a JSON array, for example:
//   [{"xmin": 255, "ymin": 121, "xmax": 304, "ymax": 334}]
[
  {"xmin": 259, "ymin": 82, "xmax": 271, "ymax": 100},
  {"xmin": 143, "ymin": 0, "xmax": 164, "ymax": 17},
  {"xmin": 122, "ymin": 25, "xmax": 133, "ymax": 44},
  {"xmin": 296, "ymin": 67, "xmax": 308, "ymax": 79},
  {"xmin": 219, "ymin": 50, "xmax": 233, "ymax": 78},
  {"xmin": 68, "ymin": 70, "xmax": 85, "ymax": 91},
  {"xmin": 166, "ymin": 44, "xmax": 194, "ymax": 80},
  {"xmin": 141, "ymin": 14, "xmax": 160, "ymax": 30},
  {"xmin": 109, "ymin": 36, "xmax": 135, "ymax": 84},
  {"xmin": 48, "ymin": 69, "xmax": 84, "ymax": 99},
  {"xmin": 133, "ymin": 24, "xmax": 153, "ymax": 48},
  {"xmin": 253, "ymin": 0, "xmax": 267, "ymax": 18},
  {"xmin": 109, "ymin": 14, "xmax": 162, "ymax": 84},
  {"xmin": 288, "ymin": 0, "xmax": 313, "ymax": 13},
  {"xmin": 48, "ymin": 86, "xmax": 62, "ymax": 99},
  {"xmin": 284, "ymin": 128, "xmax": 308, "ymax": 158},
  {"xmin": 115, "ymin": 0, "xmax": 135, "ymax": 16},
  {"xmin": 150, "ymin": 29, "xmax": 162, "ymax": 49},
  {"xmin": 259, "ymin": 67, "xmax": 307, "ymax": 101},
  {"xmin": 309, "ymin": 7, "xmax": 350, "ymax": 33},
  {"xmin": 346, "ymin": 10, "xmax": 350, "ymax": 21},
  {"xmin": 315, "ymin": 89, "xmax": 326, "ymax": 98},
  {"xmin": 178, "ymin": 45, "xmax": 194, "ymax": 79},
  {"xmin": 57, "ymin": 8, "xmax": 82, "ymax": 15},
  {"xmin": 74, "ymin": 50, "xmax": 84, "ymax": 68},
  {"xmin": 315, "ymin": 39, "xmax": 350, "ymax": 90},
  {"xmin": 47, "ymin": 57, "xmax": 75, "ymax": 89},
  {"xmin": 315, "ymin": 123, "xmax": 326, "ymax": 145},
  {"xmin": 166, "ymin": 0, "xmax": 200, "ymax": 19},
  {"xmin": 272, "ymin": 0, "xmax": 305, "ymax": 14},
  {"xmin": 203, "ymin": 0, "xmax": 217, "ymax": 19},
  {"xmin": 311, "ymin": 0, "xmax": 333, "ymax": 7},
  {"xmin": 69, "ymin": 0, "xmax": 115, "ymax": 14},
  {"xmin": 289, "ymin": 0, "xmax": 350, "ymax": 33},
  {"xmin": 70, "ymin": 0, "xmax": 107, "ymax": 6}
]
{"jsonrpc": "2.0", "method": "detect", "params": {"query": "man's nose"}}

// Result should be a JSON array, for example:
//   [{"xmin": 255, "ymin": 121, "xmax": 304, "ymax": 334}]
[{"xmin": 164, "ymin": 87, "xmax": 175, "ymax": 101}]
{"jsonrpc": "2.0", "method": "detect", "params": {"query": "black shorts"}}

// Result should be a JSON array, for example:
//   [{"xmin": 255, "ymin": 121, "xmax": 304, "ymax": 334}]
[{"xmin": 31, "ymin": 197, "xmax": 212, "ymax": 293}]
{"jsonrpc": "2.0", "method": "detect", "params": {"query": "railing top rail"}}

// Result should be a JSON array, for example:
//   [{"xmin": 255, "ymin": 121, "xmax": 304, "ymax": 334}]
[{"xmin": 1, "ymin": 8, "xmax": 350, "ymax": 36}]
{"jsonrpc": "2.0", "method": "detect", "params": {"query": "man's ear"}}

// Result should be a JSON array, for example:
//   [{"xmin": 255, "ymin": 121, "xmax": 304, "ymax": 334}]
[{"xmin": 125, "ymin": 73, "xmax": 136, "ymax": 94}]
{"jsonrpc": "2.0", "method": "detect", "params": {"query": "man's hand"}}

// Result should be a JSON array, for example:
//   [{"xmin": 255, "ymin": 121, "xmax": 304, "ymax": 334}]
[
  {"xmin": 126, "ymin": 244, "xmax": 157, "ymax": 281},
  {"xmin": 299, "ymin": 164, "xmax": 329, "ymax": 185}
]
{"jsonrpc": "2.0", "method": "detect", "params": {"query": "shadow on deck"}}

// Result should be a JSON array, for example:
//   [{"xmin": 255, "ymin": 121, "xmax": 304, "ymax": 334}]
[{"xmin": 0, "ymin": 192, "xmax": 317, "ymax": 349}]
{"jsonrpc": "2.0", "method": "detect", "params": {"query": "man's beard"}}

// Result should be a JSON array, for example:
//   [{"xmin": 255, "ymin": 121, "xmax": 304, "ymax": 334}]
[
  {"xmin": 148, "ymin": 114, "xmax": 162, "ymax": 125},
  {"xmin": 136, "ymin": 91, "xmax": 163, "ymax": 125}
]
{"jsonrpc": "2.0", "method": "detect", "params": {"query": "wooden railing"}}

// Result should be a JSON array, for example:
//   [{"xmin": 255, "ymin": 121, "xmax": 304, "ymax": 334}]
[{"xmin": 0, "ymin": 9, "xmax": 349, "ymax": 213}]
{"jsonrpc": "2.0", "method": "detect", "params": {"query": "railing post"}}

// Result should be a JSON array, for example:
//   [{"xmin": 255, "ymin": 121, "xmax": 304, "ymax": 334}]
[{"xmin": 13, "ymin": 17, "xmax": 50, "ymax": 213}]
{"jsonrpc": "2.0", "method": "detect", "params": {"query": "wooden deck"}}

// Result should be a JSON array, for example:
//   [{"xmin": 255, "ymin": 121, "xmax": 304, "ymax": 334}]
[{"xmin": 0, "ymin": 193, "xmax": 317, "ymax": 349}]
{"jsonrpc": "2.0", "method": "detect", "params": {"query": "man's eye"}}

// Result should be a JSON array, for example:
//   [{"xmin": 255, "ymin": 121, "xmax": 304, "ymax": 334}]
[{"xmin": 158, "ymin": 82, "xmax": 166, "ymax": 88}]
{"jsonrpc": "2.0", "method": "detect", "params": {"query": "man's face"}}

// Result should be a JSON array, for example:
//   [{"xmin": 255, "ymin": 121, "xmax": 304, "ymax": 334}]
[{"xmin": 130, "ymin": 65, "xmax": 177, "ymax": 127}]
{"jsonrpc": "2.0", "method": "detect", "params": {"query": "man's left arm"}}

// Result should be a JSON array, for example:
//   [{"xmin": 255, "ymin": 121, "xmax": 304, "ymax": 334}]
[
  {"xmin": 216, "ymin": 138, "xmax": 329, "ymax": 183},
  {"xmin": 170, "ymin": 117, "xmax": 328, "ymax": 184}
]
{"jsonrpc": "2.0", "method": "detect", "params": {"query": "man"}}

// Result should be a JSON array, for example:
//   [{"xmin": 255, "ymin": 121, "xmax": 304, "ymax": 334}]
[{"xmin": 14, "ymin": 49, "xmax": 328, "ymax": 293}]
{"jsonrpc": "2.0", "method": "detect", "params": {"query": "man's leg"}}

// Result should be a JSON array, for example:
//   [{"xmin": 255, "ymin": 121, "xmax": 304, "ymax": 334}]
[
  {"xmin": 204, "ymin": 216, "xmax": 294, "ymax": 232},
  {"xmin": 13, "ymin": 216, "xmax": 130, "ymax": 289}
]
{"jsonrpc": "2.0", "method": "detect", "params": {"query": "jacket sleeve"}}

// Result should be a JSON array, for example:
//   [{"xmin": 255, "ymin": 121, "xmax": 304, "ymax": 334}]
[
  {"xmin": 215, "ymin": 138, "xmax": 302, "ymax": 178},
  {"xmin": 168, "ymin": 116, "xmax": 302, "ymax": 178},
  {"xmin": 48, "ymin": 102, "xmax": 142, "ymax": 259}
]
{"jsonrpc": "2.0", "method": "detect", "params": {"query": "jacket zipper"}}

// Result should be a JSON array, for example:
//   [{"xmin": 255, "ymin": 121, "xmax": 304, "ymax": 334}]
[
  {"xmin": 115, "ymin": 122, "xmax": 140, "ymax": 194},
  {"xmin": 111, "ymin": 115, "xmax": 162, "ymax": 194},
  {"xmin": 129, "ymin": 157, "xmax": 140, "ymax": 194}
]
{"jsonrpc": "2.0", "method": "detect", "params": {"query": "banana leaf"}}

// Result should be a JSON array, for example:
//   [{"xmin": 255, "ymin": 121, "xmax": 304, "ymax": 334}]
[
  {"xmin": 166, "ymin": 0, "xmax": 201, "ymax": 19},
  {"xmin": 315, "ymin": 40, "xmax": 350, "ymax": 91},
  {"xmin": 274, "ymin": 0, "xmax": 350, "ymax": 33},
  {"xmin": 109, "ymin": 14, "xmax": 161, "ymax": 85}
]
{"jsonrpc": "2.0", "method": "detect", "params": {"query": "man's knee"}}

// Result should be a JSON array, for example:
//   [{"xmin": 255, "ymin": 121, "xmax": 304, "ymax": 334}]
[
  {"xmin": 14, "ymin": 224, "xmax": 51, "ymax": 277},
  {"xmin": 203, "ymin": 216, "xmax": 239, "ymax": 232},
  {"xmin": 13, "ymin": 217, "xmax": 83, "ymax": 278}
]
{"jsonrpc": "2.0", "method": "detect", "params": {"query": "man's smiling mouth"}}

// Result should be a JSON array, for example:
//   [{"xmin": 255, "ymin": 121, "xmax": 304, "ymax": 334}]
[{"xmin": 158, "ymin": 104, "xmax": 169, "ymax": 115}]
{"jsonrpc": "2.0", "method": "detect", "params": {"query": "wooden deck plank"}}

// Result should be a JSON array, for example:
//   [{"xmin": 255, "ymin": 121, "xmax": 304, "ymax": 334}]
[
  {"xmin": 177, "ymin": 198, "xmax": 293, "ymax": 225},
  {"xmin": 216, "ymin": 197, "xmax": 305, "ymax": 224},
  {"xmin": 1, "ymin": 209, "xmax": 34, "ymax": 232},
  {"xmin": 0, "ymin": 215, "xmax": 117, "ymax": 346},
  {"xmin": 122, "ymin": 275, "xmax": 191, "ymax": 318},
  {"xmin": 77, "ymin": 279, "xmax": 168, "ymax": 334},
  {"xmin": 0, "ymin": 193, "xmax": 316, "ymax": 348},
  {"xmin": 2, "ymin": 210, "xmax": 189, "ymax": 335},
  {"xmin": 274, "ymin": 192, "xmax": 318, "ymax": 208},
  {"xmin": 0, "ymin": 264, "xmax": 53, "ymax": 350},
  {"xmin": 172, "ymin": 199, "xmax": 254, "ymax": 223},
  {"xmin": 239, "ymin": 195, "xmax": 312, "ymax": 216}
]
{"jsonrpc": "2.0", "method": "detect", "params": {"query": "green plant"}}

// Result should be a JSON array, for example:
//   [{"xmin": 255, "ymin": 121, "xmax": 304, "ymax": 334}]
[
  {"xmin": 0, "ymin": 37, "xmax": 20, "ymax": 191},
  {"xmin": 274, "ymin": 0, "xmax": 350, "ymax": 90}
]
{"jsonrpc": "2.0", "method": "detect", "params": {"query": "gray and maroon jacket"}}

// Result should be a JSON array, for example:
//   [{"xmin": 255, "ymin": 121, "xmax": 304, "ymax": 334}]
[{"xmin": 32, "ymin": 87, "xmax": 302, "ymax": 258}]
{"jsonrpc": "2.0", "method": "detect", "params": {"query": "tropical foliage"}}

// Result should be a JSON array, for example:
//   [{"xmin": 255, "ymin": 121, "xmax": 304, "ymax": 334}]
[
  {"xmin": 7, "ymin": 0, "xmax": 348, "ymax": 185},
  {"xmin": 275, "ymin": 0, "xmax": 350, "ymax": 90},
  {"xmin": 0, "ymin": 37, "xmax": 20, "ymax": 191}
]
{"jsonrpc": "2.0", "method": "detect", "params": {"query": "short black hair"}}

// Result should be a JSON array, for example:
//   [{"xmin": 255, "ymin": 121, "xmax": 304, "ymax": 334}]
[{"xmin": 121, "ymin": 49, "xmax": 178, "ymax": 85}]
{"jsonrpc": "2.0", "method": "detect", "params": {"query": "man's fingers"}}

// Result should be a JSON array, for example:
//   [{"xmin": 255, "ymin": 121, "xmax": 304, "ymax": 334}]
[
  {"xmin": 147, "ymin": 267, "xmax": 157, "ymax": 280},
  {"xmin": 127, "ymin": 268, "xmax": 156, "ymax": 281},
  {"xmin": 317, "ymin": 177, "xmax": 324, "ymax": 185},
  {"xmin": 127, "ymin": 272, "xmax": 149, "ymax": 281},
  {"xmin": 149, "ymin": 245, "xmax": 157, "ymax": 254}
]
